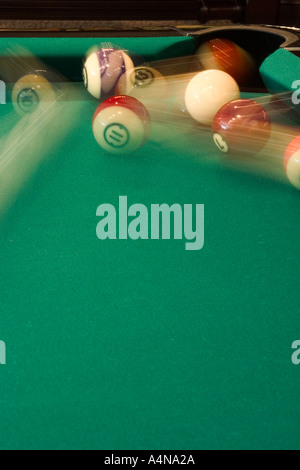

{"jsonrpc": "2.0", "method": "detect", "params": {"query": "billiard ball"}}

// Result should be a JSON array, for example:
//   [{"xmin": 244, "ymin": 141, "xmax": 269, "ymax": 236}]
[
  {"xmin": 284, "ymin": 135, "xmax": 300, "ymax": 189},
  {"xmin": 196, "ymin": 38, "xmax": 256, "ymax": 87},
  {"xmin": 12, "ymin": 73, "xmax": 58, "ymax": 116},
  {"xmin": 92, "ymin": 95, "xmax": 151, "ymax": 155},
  {"xmin": 115, "ymin": 66, "xmax": 168, "ymax": 101},
  {"xmin": 185, "ymin": 70, "xmax": 240, "ymax": 126},
  {"xmin": 83, "ymin": 47, "xmax": 134, "ymax": 100},
  {"xmin": 212, "ymin": 99, "xmax": 271, "ymax": 155}
]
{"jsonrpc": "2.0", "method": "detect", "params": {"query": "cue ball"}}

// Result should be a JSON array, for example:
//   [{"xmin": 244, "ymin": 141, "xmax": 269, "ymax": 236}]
[
  {"xmin": 92, "ymin": 95, "xmax": 151, "ymax": 155},
  {"xmin": 83, "ymin": 47, "xmax": 134, "ymax": 99},
  {"xmin": 196, "ymin": 38, "xmax": 256, "ymax": 86},
  {"xmin": 12, "ymin": 73, "xmax": 57, "ymax": 116},
  {"xmin": 185, "ymin": 69, "xmax": 240, "ymax": 126},
  {"xmin": 284, "ymin": 135, "xmax": 300, "ymax": 190},
  {"xmin": 212, "ymin": 99, "xmax": 271, "ymax": 155}
]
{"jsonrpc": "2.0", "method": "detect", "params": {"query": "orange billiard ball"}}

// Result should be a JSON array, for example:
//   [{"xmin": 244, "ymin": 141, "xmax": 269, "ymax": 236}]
[{"xmin": 196, "ymin": 38, "xmax": 257, "ymax": 87}]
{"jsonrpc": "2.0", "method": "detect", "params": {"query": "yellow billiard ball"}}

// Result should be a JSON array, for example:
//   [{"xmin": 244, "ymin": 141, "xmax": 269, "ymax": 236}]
[{"xmin": 12, "ymin": 73, "xmax": 58, "ymax": 116}]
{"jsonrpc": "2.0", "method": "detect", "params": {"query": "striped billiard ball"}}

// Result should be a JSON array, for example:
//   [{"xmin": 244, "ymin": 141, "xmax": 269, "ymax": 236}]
[
  {"xmin": 92, "ymin": 95, "xmax": 151, "ymax": 155},
  {"xmin": 83, "ymin": 47, "xmax": 134, "ymax": 100},
  {"xmin": 284, "ymin": 135, "xmax": 300, "ymax": 190}
]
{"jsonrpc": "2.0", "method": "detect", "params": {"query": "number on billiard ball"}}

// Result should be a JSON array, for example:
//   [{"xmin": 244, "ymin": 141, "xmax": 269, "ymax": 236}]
[
  {"xmin": 212, "ymin": 99, "xmax": 271, "ymax": 155},
  {"xmin": 92, "ymin": 95, "xmax": 151, "ymax": 155},
  {"xmin": 83, "ymin": 47, "xmax": 134, "ymax": 100}
]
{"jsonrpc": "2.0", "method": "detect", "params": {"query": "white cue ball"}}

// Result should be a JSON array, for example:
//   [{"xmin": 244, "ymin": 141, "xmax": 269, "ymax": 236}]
[{"xmin": 184, "ymin": 69, "xmax": 240, "ymax": 126}]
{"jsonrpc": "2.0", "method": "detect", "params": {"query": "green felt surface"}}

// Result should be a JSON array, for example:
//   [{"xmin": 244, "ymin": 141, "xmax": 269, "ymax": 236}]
[
  {"xmin": 260, "ymin": 49, "xmax": 298, "ymax": 93},
  {"xmin": 0, "ymin": 37, "xmax": 300, "ymax": 451},
  {"xmin": 260, "ymin": 48, "xmax": 300, "ymax": 116},
  {"xmin": 0, "ymin": 36, "xmax": 195, "ymax": 82}
]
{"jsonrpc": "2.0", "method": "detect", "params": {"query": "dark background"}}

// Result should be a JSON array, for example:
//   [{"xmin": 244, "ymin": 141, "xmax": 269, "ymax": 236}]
[{"xmin": 0, "ymin": 1, "xmax": 299, "ymax": 25}]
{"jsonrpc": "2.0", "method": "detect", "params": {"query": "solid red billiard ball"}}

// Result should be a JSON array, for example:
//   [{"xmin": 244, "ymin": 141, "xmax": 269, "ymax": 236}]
[
  {"xmin": 284, "ymin": 135, "xmax": 300, "ymax": 190},
  {"xmin": 92, "ymin": 95, "xmax": 151, "ymax": 154},
  {"xmin": 196, "ymin": 38, "xmax": 257, "ymax": 87},
  {"xmin": 212, "ymin": 99, "xmax": 271, "ymax": 155}
]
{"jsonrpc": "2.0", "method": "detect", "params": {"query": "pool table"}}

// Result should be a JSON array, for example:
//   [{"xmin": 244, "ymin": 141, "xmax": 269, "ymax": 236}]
[{"xmin": 0, "ymin": 26, "xmax": 300, "ymax": 451}]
